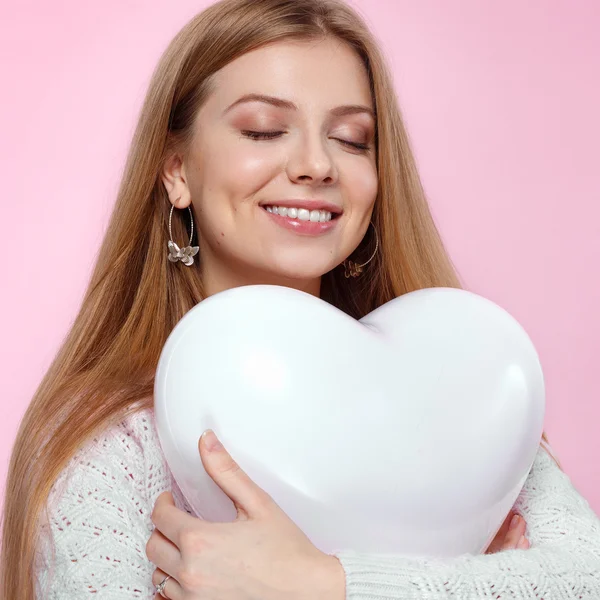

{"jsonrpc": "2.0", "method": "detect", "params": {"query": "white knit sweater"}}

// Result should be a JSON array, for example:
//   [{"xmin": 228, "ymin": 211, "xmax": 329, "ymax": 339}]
[{"xmin": 34, "ymin": 407, "xmax": 600, "ymax": 599}]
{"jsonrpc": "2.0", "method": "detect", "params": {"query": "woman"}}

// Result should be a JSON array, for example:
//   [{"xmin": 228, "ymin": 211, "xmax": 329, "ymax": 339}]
[{"xmin": 2, "ymin": 0, "xmax": 600, "ymax": 598}]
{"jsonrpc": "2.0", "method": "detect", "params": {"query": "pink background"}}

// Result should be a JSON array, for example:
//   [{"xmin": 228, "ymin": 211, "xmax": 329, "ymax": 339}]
[{"xmin": 1, "ymin": 0, "xmax": 599, "ymax": 516}]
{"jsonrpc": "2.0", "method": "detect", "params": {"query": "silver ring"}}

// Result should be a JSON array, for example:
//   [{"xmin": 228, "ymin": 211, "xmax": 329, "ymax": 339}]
[{"xmin": 155, "ymin": 574, "xmax": 171, "ymax": 598}]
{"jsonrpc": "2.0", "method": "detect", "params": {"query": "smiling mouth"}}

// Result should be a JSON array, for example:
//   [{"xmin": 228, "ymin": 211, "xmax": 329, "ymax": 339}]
[{"xmin": 262, "ymin": 205, "xmax": 340, "ymax": 223}]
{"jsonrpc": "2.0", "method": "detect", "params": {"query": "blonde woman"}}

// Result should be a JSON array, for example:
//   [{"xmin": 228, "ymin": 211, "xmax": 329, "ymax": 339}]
[{"xmin": 2, "ymin": 0, "xmax": 600, "ymax": 598}]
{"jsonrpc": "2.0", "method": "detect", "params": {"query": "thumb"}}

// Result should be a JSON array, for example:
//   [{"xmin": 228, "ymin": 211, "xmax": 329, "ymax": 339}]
[
  {"xmin": 155, "ymin": 490, "xmax": 176, "ymax": 508},
  {"xmin": 199, "ymin": 429, "xmax": 274, "ymax": 519}
]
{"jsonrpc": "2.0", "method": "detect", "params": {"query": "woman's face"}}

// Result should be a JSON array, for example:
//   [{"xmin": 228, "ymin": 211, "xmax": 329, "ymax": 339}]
[{"xmin": 162, "ymin": 36, "xmax": 378, "ymax": 296}]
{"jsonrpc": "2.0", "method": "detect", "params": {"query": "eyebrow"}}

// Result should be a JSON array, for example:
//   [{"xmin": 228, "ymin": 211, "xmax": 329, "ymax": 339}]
[{"xmin": 222, "ymin": 93, "xmax": 376, "ymax": 120}]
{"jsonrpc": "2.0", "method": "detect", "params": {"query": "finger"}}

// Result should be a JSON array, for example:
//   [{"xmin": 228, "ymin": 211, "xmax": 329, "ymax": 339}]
[
  {"xmin": 199, "ymin": 429, "xmax": 274, "ymax": 519},
  {"xmin": 500, "ymin": 510, "xmax": 517, "ymax": 533},
  {"xmin": 146, "ymin": 525, "xmax": 181, "ymax": 580},
  {"xmin": 485, "ymin": 510, "xmax": 515, "ymax": 554},
  {"xmin": 152, "ymin": 567, "xmax": 182, "ymax": 600},
  {"xmin": 151, "ymin": 491, "xmax": 206, "ymax": 548},
  {"xmin": 517, "ymin": 535, "xmax": 531, "ymax": 550},
  {"xmin": 502, "ymin": 514, "xmax": 527, "ymax": 550}
]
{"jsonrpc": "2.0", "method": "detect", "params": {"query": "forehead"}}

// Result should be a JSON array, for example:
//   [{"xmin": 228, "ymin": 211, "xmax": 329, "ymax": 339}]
[{"xmin": 204, "ymin": 37, "xmax": 373, "ymax": 113}]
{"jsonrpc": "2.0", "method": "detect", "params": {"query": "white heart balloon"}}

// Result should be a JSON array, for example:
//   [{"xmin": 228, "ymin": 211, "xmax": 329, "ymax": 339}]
[{"xmin": 154, "ymin": 285, "xmax": 545, "ymax": 557}]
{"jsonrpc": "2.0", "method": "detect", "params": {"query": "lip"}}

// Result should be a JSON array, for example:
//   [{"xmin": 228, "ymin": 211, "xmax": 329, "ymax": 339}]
[
  {"xmin": 259, "ymin": 198, "xmax": 343, "ymax": 215},
  {"xmin": 260, "ymin": 205, "xmax": 339, "ymax": 236}
]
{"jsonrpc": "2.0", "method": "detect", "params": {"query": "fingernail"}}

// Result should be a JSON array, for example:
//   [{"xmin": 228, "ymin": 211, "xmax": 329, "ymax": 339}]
[
  {"xmin": 202, "ymin": 429, "xmax": 223, "ymax": 452},
  {"xmin": 510, "ymin": 515, "xmax": 520, "ymax": 530}
]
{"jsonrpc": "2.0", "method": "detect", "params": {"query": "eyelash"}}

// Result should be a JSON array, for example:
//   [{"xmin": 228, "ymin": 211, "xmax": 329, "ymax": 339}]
[{"xmin": 241, "ymin": 130, "xmax": 371, "ymax": 152}]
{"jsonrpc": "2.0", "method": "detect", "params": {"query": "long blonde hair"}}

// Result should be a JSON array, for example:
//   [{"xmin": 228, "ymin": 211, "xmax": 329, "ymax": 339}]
[{"xmin": 1, "ymin": 0, "xmax": 553, "ymax": 596}]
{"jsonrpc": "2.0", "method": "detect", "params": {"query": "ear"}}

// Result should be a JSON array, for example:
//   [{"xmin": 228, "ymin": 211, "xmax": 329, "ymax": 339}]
[{"xmin": 161, "ymin": 151, "xmax": 192, "ymax": 209}]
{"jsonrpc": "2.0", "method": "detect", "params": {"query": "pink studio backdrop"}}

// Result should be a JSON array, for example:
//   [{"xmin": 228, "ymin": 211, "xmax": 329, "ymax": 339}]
[{"xmin": 1, "ymin": 0, "xmax": 599, "ymax": 518}]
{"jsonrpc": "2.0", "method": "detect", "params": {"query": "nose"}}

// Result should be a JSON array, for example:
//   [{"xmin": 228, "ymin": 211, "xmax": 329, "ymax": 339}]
[{"xmin": 286, "ymin": 130, "xmax": 338, "ymax": 186}]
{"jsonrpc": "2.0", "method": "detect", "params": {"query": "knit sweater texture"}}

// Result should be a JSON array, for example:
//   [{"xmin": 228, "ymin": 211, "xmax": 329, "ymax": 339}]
[{"xmin": 34, "ymin": 407, "xmax": 600, "ymax": 599}]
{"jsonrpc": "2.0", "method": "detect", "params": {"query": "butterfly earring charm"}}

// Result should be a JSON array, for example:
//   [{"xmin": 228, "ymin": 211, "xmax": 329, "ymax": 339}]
[
  {"xmin": 342, "ymin": 222, "xmax": 379, "ymax": 278},
  {"xmin": 167, "ymin": 203, "xmax": 199, "ymax": 267},
  {"xmin": 167, "ymin": 240, "xmax": 199, "ymax": 266}
]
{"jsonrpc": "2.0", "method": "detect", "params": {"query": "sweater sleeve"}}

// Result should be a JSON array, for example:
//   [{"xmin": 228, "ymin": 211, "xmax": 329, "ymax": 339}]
[
  {"xmin": 335, "ymin": 444, "xmax": 600, "ymax": 599},
  {"xmin": 34, "ymin": 408, "xmax": 192, "ymax": 599}
]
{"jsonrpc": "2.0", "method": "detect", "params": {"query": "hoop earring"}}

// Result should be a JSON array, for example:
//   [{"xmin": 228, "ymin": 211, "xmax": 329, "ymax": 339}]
[
  {"xmin": 343, "ymin": 222, "xmax": 379, "ymax": 278},
  {"xmin": 167, "ymin": 201, "xmax": 199, "ymax": 266}
]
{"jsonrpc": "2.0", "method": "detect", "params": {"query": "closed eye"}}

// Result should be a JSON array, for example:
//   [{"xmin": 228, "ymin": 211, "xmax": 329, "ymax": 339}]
[
  {"xmin": 241, "ymin": 130, "xmax": 282, "ymax": 140},
  {"xmin": 240, "ymin": 130, "xmax": 371, "ymax": 152}
]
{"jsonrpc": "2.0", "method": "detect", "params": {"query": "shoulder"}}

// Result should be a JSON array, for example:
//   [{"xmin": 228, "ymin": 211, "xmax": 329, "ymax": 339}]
[
  {"xmin": 514, "ymin": 441, "xmax": 600, "ymax": 542},
  {"xmin": 520, "ymin": 442, "xmax": 568, "ymax": 497},
  {"xmin": 36, "ymin": 406, "xmax": 192, "ymax": 596},
  {"xmin": 526, "ymin": 441, "xmax": 568, "ymax": 488},
  {"xmin": 40, "ymin": 405, "xmax": 194, "ymax": 545},
  {"xmin": 45, "ymin": 407, "xmax": 172, "ymax": 516}
]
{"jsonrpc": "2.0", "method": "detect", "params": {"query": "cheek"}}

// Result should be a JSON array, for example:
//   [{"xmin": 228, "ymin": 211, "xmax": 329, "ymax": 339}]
[
  {"xmin": 202, "ymin": 142, "xmax": 281, "ymax": 200},
  {"xmin": 190, "ymin": 141, "xmax": 283, "ymax": 244},
  {"xmin": 344, "ymin": 162, "xmax": 378, "ymax": 212}
]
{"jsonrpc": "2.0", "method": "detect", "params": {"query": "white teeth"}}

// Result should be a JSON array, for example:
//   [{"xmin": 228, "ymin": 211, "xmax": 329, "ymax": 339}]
[{"xmin": 264, "ymin": 205, "xmax": 333, "ymax": 222}]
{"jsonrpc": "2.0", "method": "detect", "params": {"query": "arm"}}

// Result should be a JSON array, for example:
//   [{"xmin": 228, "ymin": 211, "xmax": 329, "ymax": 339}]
[
  {"xmin": 34, "ymin": 408, "xmax": 181, "ymax": 599},
  {"xmin": 335, "ymin": 445, "xmax": 600, "ymax": 599}
]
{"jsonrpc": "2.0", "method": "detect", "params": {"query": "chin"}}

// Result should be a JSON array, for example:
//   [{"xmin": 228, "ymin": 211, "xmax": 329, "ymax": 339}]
[
  {"xmin": 260, "ymin": 259, "xmax": 335, "ymax": 283},
  {"xmin": 271, "ymin": 266, "xmax": 330, "ymax": 281}
]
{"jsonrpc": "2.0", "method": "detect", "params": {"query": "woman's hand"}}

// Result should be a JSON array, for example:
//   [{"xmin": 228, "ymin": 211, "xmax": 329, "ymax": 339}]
[
  {"xmin": 146, "ymin": 430, "xmax": 345, "ymax": 600},
  {"xmin": 485, "ymin": 510, "xmax": 530, "ymax": 554}
]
